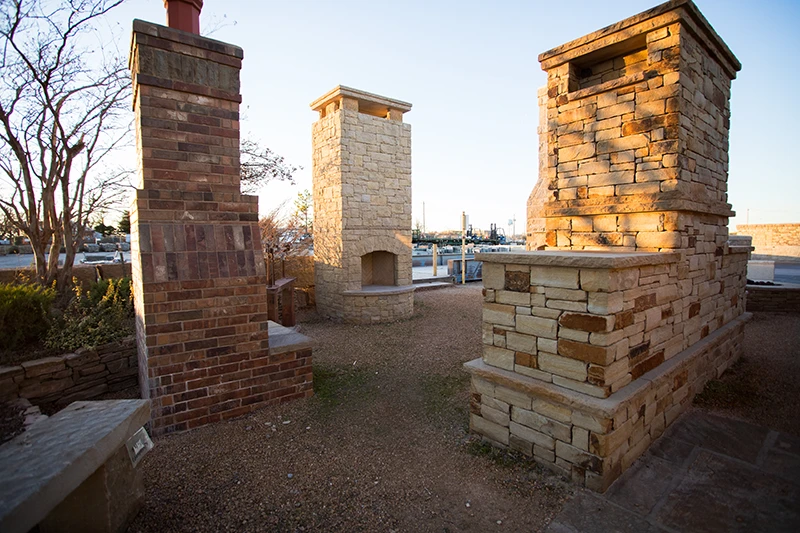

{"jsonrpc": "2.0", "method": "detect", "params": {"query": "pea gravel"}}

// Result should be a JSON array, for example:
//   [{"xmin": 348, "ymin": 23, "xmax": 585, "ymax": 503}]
[
  {"xmin": 127, "ymin": 285, "xmax": 573, "ymax": 533},
  {"xmin": 125, "ymin": 288, "xmax": 800, "ymax": 532}
]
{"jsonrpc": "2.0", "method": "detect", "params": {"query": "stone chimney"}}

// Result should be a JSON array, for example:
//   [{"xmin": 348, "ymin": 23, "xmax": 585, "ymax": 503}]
[{"xmin": 310, "ymin": 86, "xmax": 414, "ymax": 324}]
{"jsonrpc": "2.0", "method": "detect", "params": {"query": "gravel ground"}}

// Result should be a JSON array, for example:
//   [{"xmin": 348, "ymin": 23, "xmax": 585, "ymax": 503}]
[
  {"xmin": 694, "ymin": 311, "xmax": 800, "ymax": 436},
  {"xmin": 4, "ymin": 286, "xmax": 788, "ymax": 532},
  {"xmin": 127, "ymin": 285, "xmax": 572, "ymax": 533}
]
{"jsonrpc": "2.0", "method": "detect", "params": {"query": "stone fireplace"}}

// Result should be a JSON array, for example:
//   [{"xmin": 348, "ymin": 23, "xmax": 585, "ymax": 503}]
[
  {"xmin": 311, "ymin": 86, "xmax": 414, "ymax": 324},
  {"xmin": 466, "ymin": 0, "xmax": 751, "ymax": 492}
]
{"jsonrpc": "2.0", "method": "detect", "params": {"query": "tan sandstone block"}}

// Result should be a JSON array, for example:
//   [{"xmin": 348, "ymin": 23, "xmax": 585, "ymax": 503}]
[
  {"xmin": 510, "ymin": 421, "xmax": 555, "ymax": 450},
  {"xmin": 471, "ymin": 414, "xmax": 509, "ymax": 445},
  {"xmin": 481, "ymin": 404, "xmax": 510, "ymax": 427},
  {"xmin": 495, "ymin": 385, "xmax": 532, "ymax": 409},
  {"xmin": 635, "ymin": 231, "xmax": 682, "ymax": 249},
  {"xmin": 538, "ymin": 352, "xmax": 588, "ymax": 381},
  {"xmin": 530, "ymin": 266, "xmax": 580, "ymax": 289},
  {"xmin": 497, "ymin": 290, "xmax": 531, "ymax": 306},
  {"xmin": 587, "ymin": 171, "xmax": 634, "ymax": 187},
  {"xmin": 544, "ymin": 287, "xmax": 587, "ymax": 302},
  {"xmin": 532, "ymin": 398, "xmax": 573, "ymax": 423},
  {"xmin": 588, "ymin": 292, "xmax": 624, "ymax": 314},
  {"xmin": 559, "ymin": 143, "xmax": 596, "ymax": 163},
  {"xmin": 483, "ymin": 303, "xmax": 516, "ymax": 327},
  {"xmin": 506, "ymin": 331, "xmax": 537, "ymax": 354},
  {"xmin": 597, "ymin": 135, "xmax": 648, "ymax": 154},
  {"xmin": 573, "ymin": 427, "xmax": 590, "ymax": 451},
  {"xmin": 558, "ymin": 338, "xmax": 615, "ymax": 365},
  {"xmin": 555, "ymin": 440, "xmax": 602, "ymax": 471},
  {"xmin": 516, "ymin": 315, "xmax": 558, "ymax": 339},
  {"xmin": 483, "ymin": 262, "xmax": 505, "ymax": 289},
  {"xmin": 511, "ymin": 406, "xmax": 572, "ymax": 441},
  {"xmin": 483, "ymin": 345, "xmax": 515, "ymax": 371}
]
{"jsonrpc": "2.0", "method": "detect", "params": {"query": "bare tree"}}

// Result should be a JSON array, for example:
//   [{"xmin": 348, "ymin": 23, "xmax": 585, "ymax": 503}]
[
  {"xmin": 259, "ymin": 200, "xmax": 313, "ymax": 285},
  {"xmin": 240, "ymin": 137, "xmax": 299, "ymax": 194},
  {"xmin": 0, "ymin": 0, "xmax": 130, "ymax": 292}
]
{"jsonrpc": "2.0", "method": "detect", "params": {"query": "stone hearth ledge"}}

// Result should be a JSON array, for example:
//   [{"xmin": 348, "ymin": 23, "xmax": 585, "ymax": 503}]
[
  {"xmin": 476, "ymin": 250, "xmax": 681, "ymax": 269},
  {"xmin": 342, "ymin": 285, "xmax": 416, "ymax": 297}
]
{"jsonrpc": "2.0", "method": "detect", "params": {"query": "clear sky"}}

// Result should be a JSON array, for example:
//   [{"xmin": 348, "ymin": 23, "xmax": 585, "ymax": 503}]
[{"xmin": 106, "ymin": 0, "xmax": 799, "ymax": 235}]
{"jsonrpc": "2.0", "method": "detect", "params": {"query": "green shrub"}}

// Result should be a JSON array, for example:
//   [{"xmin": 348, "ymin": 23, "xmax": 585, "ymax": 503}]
[
  {"xmin": 46, "ymin": 277, "xmax": 135, "ymax": 352},
  {"xmin": 0, "ymin": 283, "xmax": 56, "ymax": 351}
]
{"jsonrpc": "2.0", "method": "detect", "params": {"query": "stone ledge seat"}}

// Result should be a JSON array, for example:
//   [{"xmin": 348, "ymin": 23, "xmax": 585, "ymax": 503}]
[
  {"xmin": 0, "ymin": 400, "xmax": 150, "ymax": 533},
  {"xmin": 342, "ymin": 285, "xmax": 416, "ymax": 297},
  {"xmin": 267, "ymin": 320, "xmax": 313, "ymax": 355},
  {"xmin": 475, "ymin": 250, "xmax": 682, "ymax": 269}
]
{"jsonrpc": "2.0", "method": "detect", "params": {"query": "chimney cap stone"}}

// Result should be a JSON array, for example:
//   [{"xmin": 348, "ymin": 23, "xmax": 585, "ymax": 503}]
[
  {"xmin": 538, "ymin": 0, "xmax": 740, "ymax": 79},
  {"xmin": 310, "ymin": 85, "xmax": 412, "ymax": 116}
]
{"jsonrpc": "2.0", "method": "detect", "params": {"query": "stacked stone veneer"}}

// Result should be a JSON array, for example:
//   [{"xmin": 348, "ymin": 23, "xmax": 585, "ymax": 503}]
[
  {"xmin": 469, "ymin": 0, "xmax": 751, "ymax": 491},
  {"xmin": 526, "ymin": 87, "xmax": 548, "ymax": 250},
  {"xmin": 311, "ymin": 86, "xmax": 414, "ymax": 324},
  {"xmin": 0, "ymin": 337, "xmax": 138, "ymax": 407},
  {"xmin": 129, "ymin": 21, "xmax": 312, "ymax": 435}
]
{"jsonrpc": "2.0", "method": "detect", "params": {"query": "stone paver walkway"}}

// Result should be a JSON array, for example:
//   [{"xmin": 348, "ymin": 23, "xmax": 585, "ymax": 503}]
[{"xmin": 547, "ymin": 410, "xmax": 800, "ymax": 533}]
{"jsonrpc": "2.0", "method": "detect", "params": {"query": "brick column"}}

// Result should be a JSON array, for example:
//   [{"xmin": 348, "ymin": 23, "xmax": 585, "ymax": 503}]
[{"xmin": 129, "ymin": 20, "xmax": 311, "ymax": 435}]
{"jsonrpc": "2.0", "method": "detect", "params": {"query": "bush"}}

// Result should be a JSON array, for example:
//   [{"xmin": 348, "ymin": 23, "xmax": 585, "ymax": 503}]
[
  {"xmin": 0, "ymin": 283, "xmax": 56, "ymax": 352},
  {"xmin": 46, "ymin": 277, "xmax": 135, "ymax": 352}
]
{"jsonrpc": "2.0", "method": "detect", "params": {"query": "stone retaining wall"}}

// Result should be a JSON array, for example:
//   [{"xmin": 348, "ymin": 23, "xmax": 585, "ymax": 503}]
[
  {"xmin": 735, "ymin": 224, "xmax": 800, "ymax": 261},
  {"xmin": 0, "ymin": 337, "xmax": 139, "ymax": 407},
  {"xmin": 746, "ymin": 285, "xmax": 800, "ymax": 313}
]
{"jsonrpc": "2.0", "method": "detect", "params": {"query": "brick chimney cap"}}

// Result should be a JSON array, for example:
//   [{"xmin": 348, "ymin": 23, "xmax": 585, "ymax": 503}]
[{"xmin": 163, "ymin": 0, "xmax": 204, "ymax": 10}]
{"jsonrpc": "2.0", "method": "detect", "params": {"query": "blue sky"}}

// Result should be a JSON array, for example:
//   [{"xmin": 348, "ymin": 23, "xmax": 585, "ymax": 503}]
[{"xmin": 106, "ymin": 0, "xmax": 799, "ymax": 235}]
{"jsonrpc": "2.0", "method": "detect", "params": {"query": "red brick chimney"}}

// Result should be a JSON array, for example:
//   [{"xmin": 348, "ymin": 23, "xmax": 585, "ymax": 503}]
[{"xmin": 164, "ymin": 0, "xmax": 203, "ymax": 34}]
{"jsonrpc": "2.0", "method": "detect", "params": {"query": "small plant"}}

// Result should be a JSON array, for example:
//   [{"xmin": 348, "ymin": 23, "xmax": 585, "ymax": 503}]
[
  {"xmin": 0, "ymin": 283, "xmax": 56, "ymax": 352},
  {"xmin": 46, "ymin": 277, "xmax": 134, "ymax": 351},
  {"xmin": 312, "ymin": 363, "xmax": 372, "ymax": 415}
]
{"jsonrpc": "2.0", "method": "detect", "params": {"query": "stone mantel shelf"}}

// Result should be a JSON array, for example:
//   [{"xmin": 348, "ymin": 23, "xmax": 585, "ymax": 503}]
[
  {"xmin": 475, "ymin": 250, "xmax": 681, "ymax": 269},
  {"xmin": 342, "ymin": 285, "xmax": 415, "ymax": 297}
]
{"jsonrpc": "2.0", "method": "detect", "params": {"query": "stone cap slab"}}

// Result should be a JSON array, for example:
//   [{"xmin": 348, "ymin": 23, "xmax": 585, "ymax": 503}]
[
  {"xmin": 131, "ymin": 19, "xmax": 243, "ymax": 61},
  {"xmin": 0, "ymin": 400, "xmax": 150, "ymax": 533},
  {"xmin": 342, "ymin": 284, "xmax": 416, "ymax": 297},
  {"xmin": 310, "ymin": 85, "xmax": 412, "ymax": 116},
  {"xmin": 544, "ymin": 194, "xmax": 736, "ymax": 219},
  {"xmin": 475, "ymin": 250, "xmax": 680, "ymax": 269},
  {"xmin": 538, "ymin": 0, "xmax": 741, "ymax": 79},
  {"xmin": 268, "ymin": 321, "xmax": 313, "ymax": 356}
]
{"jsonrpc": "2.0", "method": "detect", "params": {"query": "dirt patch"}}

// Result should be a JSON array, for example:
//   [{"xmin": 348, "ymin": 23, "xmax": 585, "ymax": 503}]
[
  {"xmin": 694, "ymin": 312, "xmax": 800, "ymax": 437},
  {"xmin": 128, "ymin": 285, "xmax": 572, "ymax": 532}
]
